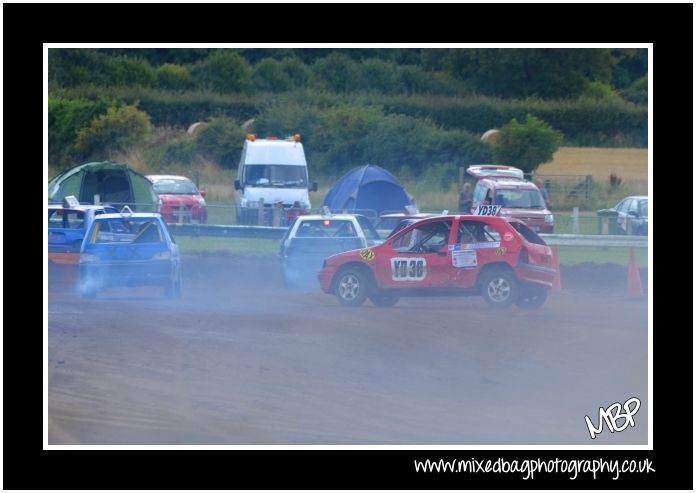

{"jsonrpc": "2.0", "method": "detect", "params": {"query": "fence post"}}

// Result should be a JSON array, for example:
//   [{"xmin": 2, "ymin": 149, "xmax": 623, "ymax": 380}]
[
  {"xmin": 601, "ymin": 217, "xmax": 609, "ymax": 235},
  {"xmin": 272, "ymin": 201, "xmax": 282, "ymax": 227},
  {"xmin": 572, "ymin": 207, "xmax": 579, "ymax": 234},
  {"xmin": 257, "ymin": 198, "xmax": 265, "ymax": 226},
  {"xmin": 585, "ymin": 175, "xmax": 592, "ymax": 201}
]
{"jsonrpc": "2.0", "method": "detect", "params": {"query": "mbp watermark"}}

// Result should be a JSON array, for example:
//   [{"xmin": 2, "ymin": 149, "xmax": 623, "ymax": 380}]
[{"xmin": 584, "ymin": 397, "xmax": 641, "ymax": 439}]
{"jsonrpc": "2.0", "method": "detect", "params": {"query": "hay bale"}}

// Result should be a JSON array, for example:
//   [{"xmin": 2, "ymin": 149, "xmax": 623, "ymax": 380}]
[
  {"xmin": 187, "ymin": 122, "xmax": 206, "ymax": 135},
  {"xmin": 481, "ymin": 129, "xmax": 500, "ymax": 144}
]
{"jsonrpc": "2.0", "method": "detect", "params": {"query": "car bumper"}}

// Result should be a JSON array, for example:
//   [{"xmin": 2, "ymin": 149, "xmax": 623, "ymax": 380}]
[
  {"xmin": 80, "ymin": 260, "xmax": 177, "ymax": 287},
  {"xmin": 516, "ymin": 262, "xmax": 555, "ymax": 289}
]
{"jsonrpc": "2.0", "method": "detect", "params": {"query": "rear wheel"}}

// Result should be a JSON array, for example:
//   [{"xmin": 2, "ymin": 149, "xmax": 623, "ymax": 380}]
[
  {"xmin": 370, "ymin": 290, "xmax": 400, "ymax": 307},
  {"xmin": 334, "ymin": 268, "xmax": 370, "ymax": 307},
  {"xmin": 515, "ymin": 287, "xmax": 548, "ymax": 309},
  {"xmin": 480, "ymin": 269, "xmax": 518, "ymax": 308}
]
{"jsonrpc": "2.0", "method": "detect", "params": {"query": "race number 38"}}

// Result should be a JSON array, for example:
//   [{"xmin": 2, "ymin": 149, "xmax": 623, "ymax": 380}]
[
  {"xmin": 391, "ymin": 257, "xmax": 427, "ymax": 281},
  {"xmin": 474, "ymin": 204, "xmax": 501, "ymax": 216}
]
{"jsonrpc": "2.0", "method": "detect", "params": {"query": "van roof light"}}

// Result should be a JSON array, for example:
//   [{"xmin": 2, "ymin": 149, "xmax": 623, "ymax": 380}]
[
  {"xmin": 246, "ymin": 133, "xmax": 256, "ymax": 142},
  {"xmin": 291, "ymin": 133, "xmax": 301, "ymax": 142}
]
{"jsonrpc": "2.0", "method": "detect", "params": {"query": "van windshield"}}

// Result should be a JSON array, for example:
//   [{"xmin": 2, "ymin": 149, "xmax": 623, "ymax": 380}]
[
  {"xmin": 244, "ymin": 165, "xmax": 307, "ymax": 188},
  {"xmin": 495, "ymin": 189, "xmax": 545, "ymax": 209}
]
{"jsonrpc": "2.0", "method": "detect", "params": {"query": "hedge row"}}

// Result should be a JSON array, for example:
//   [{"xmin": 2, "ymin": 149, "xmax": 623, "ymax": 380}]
[{"xmin": 53, "ymin": 86, "xmax": 647, "ymax": 147}]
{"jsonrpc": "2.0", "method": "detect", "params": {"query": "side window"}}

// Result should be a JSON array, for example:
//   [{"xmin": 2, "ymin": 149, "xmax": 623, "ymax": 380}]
[
  {"xmin": 473, "ymin": 184, "xmax": 487, "ymax": 205},
  {"xmin": 627, "ymin": 199, "xmax": 638, "ymax": 215},
  {"xmin": 392, "ymin": 220, "xmax": 452, "ymax": 253},
  {"xmin": 616, "ymin": 199, "xmax": 629, "ymax": 213},
  {"xmin": 458, "ymin": 220, "xmax": 500, "ymax": 243}
]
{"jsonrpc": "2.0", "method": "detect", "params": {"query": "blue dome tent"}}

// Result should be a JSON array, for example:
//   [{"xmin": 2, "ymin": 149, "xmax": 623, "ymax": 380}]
[{"xmin": 322, "ymin": 165, "xmax": 413, "ymax": 217}]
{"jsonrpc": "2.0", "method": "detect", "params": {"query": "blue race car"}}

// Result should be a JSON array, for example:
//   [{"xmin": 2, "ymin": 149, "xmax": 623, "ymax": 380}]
[
  {"xmin": 79, "ymin": 209, "xmax": 182, "ymax": 298},
  {"xmin": 48, "ymin": 198, "xmax": 118, "ymax": 264}
]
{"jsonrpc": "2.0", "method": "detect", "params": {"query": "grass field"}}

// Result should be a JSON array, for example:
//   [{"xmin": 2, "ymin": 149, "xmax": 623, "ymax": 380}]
[
  {"xmin": 176, "ymin": 236, "xmax": 649, "ymax": 268},
  {"xmin": 539, "ymin": 147, "xmax": 648, "ymax": 183}
]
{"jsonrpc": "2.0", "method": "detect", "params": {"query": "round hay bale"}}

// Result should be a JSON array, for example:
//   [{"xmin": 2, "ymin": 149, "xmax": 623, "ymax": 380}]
[
  {"xmin": 481, "ymin": 129, "xmax": 500, "ymax": 144},
  {"xmin": 187, "ymin": 122, "xmax": 206, "ymax": 135},
  {"xmin": 241, "ymin": 118, "xmax": 255, "ymax": 130}
]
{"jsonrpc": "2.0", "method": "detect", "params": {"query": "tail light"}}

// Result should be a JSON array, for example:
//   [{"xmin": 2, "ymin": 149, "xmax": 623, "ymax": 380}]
[{"xmin": 519, "ymin": 247, "xmax": 529, "ymax": 264}]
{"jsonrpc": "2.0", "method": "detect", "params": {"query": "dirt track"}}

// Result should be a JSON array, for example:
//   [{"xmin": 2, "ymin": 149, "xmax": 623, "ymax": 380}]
[{"xmin": 48, "ymin": 254, "xmax": 649, "ymax": 445}]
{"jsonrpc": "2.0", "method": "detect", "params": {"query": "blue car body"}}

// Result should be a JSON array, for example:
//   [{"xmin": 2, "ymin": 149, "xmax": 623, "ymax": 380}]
[
  {"xmin": 48, "ymin": 204, "xmax": 118, "ymax": 264},
  {"xmin": 79, "ymin": 212, "xmax": 181, "ymax": 298}
]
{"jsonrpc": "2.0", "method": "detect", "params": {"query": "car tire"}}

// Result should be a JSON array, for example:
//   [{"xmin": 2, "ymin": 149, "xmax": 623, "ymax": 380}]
[
  {"xmin": 334, "ymin": 268, "xmax": 370, "ymax": 307},
  {"xmin": 480, "ymin": 269, "xmax": 518, "ymax": 308},
  {"xmin": 515, "ymin": 287, "xmax": 548, "ymax": 309},
  {"xmin": 370, "ymin": 290, "xmax": 400, "ymax": 307}
]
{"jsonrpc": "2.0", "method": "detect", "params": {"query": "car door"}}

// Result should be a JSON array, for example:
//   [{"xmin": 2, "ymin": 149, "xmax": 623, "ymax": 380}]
[
  {"xmin": 452, "ymin": 219, "xmax": 508, "ymax": 288},
  {"xmin": 376, "ymin": 218, "xmax": 454, "ymax": 288}
]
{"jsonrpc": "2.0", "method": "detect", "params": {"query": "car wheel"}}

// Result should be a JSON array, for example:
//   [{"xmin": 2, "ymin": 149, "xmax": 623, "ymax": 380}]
[
  {"xmin": 334, "ymin": 268, "xmax": 370, "ymax": 307},
  {"xmin": 370, "ymin": 290, "xmax": 400, "ymax": 307},
  {"xmin": 480, "ymin": 269, "xmax": 518, "ymax": 308},
  {"xmin": 515, "ymin": 287, "xmax": 548, "ymax": 309}
]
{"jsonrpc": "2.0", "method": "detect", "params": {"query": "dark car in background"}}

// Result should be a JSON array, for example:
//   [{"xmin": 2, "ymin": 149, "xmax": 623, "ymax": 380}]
[
  {"xmin": 148, "ymin": 175, "xmax": 208, "ymax": 224},
  {"xmin": 609, "ymin": 195, "xmax": 648, "ymax": 235},
  {"xmin": 48, "ymin": 198, "xmax": 118, "ymax": 264},
  {"xmin": 79, "ymin": 211, "xmax": 182, "ymax": 298}
]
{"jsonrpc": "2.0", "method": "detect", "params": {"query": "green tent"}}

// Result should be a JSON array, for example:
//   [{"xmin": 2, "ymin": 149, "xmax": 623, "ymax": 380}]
[{"xmin": 48, "ymin": 161, "xmax": 158, "ymax": 212}]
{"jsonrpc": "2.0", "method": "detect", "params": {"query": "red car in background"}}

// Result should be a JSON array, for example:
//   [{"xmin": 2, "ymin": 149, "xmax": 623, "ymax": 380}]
[
  {"xmin": 148, "ymin": 175, "xmax": 208, "ymax": 224},
  {"xmin": 319, "ymin": 214, "xmax": 555, "ymax": 309}
]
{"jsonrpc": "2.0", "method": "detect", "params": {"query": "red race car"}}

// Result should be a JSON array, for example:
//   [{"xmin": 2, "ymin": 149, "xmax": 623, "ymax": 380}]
[{"xmin": 318, "ymin": 214, "xmax": 555, "ymax": 309}]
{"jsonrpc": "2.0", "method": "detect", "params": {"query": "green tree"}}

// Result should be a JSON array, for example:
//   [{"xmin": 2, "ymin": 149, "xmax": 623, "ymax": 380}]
[
  {"xmin": 194, "ymin": 117, "xmax": 247, "ymax": 168},
  {"xmin": 446, "ymin": 48, "xmax": 616, "ymax": 99},
  {"xmin": 156, "ymin": 63, "xmax": 192, "ymax": 90},
  {"xmin": 75, "ymin": 105, "xmax": 151, "ymax": 158},
  {"xmin": 252, "ymin": 58, "xmax": 292, "ymax": 92},
  {"xmin": 492, "ymin": 115, "xmax": 562, "ymax": 173},
  {"xmin": 193, "ymin": 50, "xmax": 253, "ymax": 93}
]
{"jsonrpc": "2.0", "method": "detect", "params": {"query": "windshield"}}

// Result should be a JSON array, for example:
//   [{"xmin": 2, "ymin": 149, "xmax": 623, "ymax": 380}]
[
  {"xmin": 495, "ymin": 189, "xmax": 545, "ymax": 209},
  {"xmin": 152, "ymin": 179, "xmax": 198, "ymax": 195},
  {"xmin": 243, "ymin": 165, "xmax": 307, "ymax": 188}
]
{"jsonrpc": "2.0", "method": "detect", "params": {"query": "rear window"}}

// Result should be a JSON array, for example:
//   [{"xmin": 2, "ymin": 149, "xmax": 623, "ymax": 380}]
[
  {"xmin": 295, "ymin": 219, "xmax": 357, "ymax": 238},
  {"xmin": 48, "ymin": 209, "xmax": 84, "ymax": 229},
  {"xmin": 510, "ymin": 222, "xmax": 546, "ymax": 245},
  {"xmin": 88, "ymin": 218, "xmax": 163, "ymax": 244}
]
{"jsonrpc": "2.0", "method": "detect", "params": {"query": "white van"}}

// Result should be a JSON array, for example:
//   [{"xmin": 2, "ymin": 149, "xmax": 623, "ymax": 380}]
[{"xmin": 234, "ymin": 134, "xmax": 318, "ymax": 225}]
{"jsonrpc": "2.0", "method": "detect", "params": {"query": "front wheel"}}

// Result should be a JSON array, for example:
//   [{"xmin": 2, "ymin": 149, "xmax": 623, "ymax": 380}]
[
  {"xmin": 370, "ymin": 290, "xmax": 400, "ymax": 307},
  {"xmin": 480, "ymin": 269, "xmax": 518, "ymax": 308},
  {"xmin": 334, "ymin": 269, "xmax": 371, "ymax": 307},
  {"xmin": 515, "ymin": 288, "xmax": 548, "ymax": 309}
]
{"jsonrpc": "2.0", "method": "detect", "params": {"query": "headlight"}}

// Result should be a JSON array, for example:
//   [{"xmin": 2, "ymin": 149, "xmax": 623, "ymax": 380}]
[
  {"xmin": 544, "ymin": 214, "xmax": 554, "ymax": 223},
  {"xmin": 198, "ymin": 198, "xmax": 206, "ymax": 206},
  {"xmin": 152, "ymin": 251, "xmax": 172, "ymax": 260},
  {"xmin": 80, "ymin": 253, "xmax": 99, "ymax": 263}
]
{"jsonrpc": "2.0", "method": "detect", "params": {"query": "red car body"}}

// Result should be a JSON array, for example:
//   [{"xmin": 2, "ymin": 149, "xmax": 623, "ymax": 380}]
[
  {"xmin": 318, "ymin": 214, "xmax": 555, "ymax": 308},
  {"xmin": 148, "ymin": 175, "xmax": 207, "ymax": 224}
]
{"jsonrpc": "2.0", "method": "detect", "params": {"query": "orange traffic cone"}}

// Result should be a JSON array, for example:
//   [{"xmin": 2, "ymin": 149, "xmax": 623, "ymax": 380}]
[
  {"xmin": 551, "ymin": 245, "xmax": 562, "ymax": 292},
  {"xmin": 627, "ymin": 247, "xmax": 644, "ymax": 298}
]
